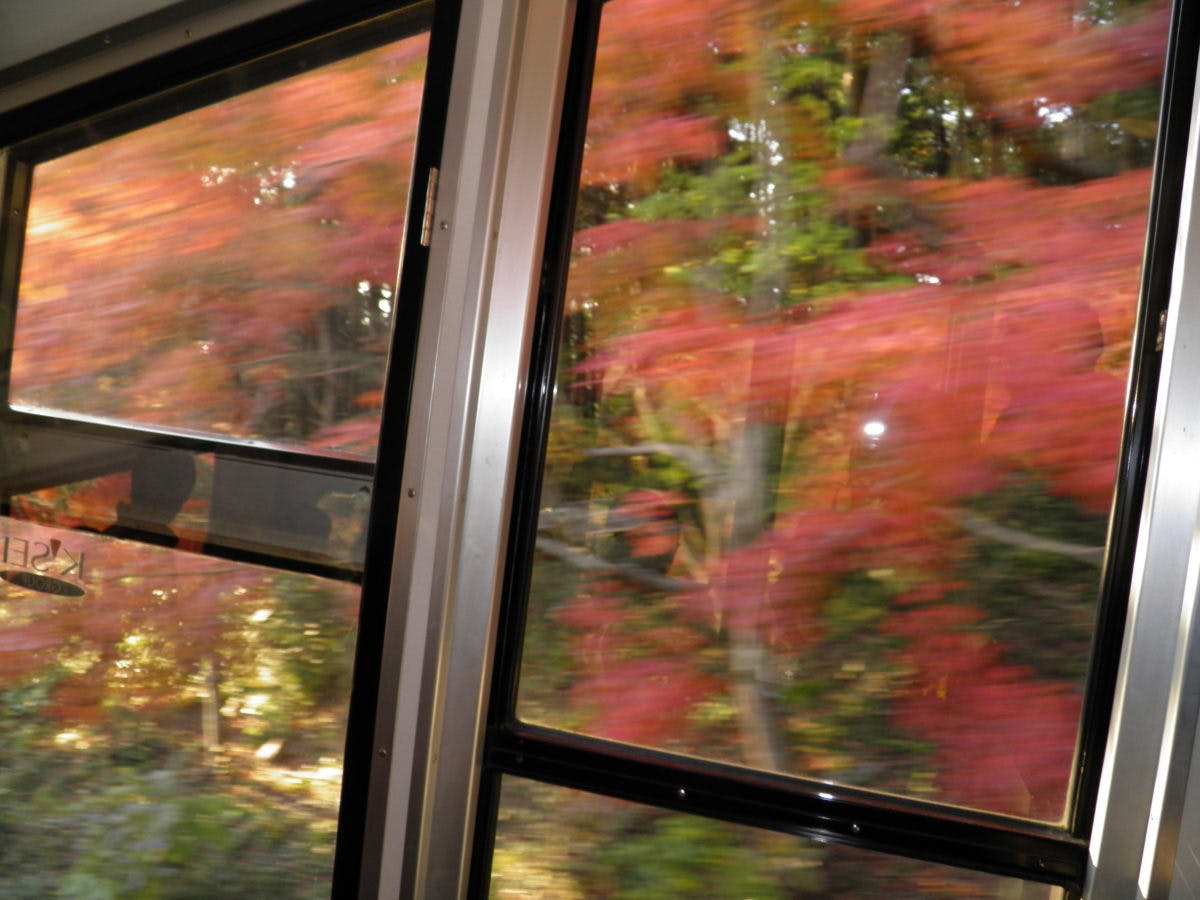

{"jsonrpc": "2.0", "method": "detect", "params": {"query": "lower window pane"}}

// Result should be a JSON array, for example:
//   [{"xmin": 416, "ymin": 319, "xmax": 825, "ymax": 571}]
[
  {"xmin": 490, "ymin": 776, "xmax": 1065, "ymax": 899},
  {"xmin": 0, "ymin": 515, "xmax": 357, "ymax": 896}
]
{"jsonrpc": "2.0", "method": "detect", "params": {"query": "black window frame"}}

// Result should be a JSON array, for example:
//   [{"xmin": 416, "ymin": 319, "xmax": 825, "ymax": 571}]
[
  {"xmin": 471, "ymin": 0, "xmax": 1200, "ymax": 894},
  {"xmin": 0, "ymin": 1, "xmax": 463, "ymax": 894}
]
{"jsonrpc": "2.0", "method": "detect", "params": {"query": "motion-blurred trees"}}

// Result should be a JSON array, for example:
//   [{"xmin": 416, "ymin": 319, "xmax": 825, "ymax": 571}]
[
  {"xmin": 16, "ymin": 33, "xmax": 430, "ymax": 456},
  {"xmin": 0, "ymin": 0, "xmax": 1173, "ymax": 894},
  {"xmin": 521, "ymin": 0, "xmax": 1167, "ymax": 835}
]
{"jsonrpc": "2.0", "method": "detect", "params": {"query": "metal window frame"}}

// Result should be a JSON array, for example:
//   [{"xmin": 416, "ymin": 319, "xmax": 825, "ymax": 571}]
[
  {"xmin": 361, "ymin": 0, "xmax": 578, "ymax": 895},
  {"xmin": 392, "ymin": 0, "xmax": 1200, "ymax": 897}
]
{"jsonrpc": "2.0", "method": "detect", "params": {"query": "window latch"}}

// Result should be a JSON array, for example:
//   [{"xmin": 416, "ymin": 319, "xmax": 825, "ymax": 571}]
[{"xmin": 419, "ymin": 166, "xmax": 439, "ymax": 247}]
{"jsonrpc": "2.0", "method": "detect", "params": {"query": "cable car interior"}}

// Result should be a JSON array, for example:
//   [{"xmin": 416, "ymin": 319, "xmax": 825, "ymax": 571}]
[{"xmin": 2, "ymin": 0, "xmax": 1200, "ymax": 897}]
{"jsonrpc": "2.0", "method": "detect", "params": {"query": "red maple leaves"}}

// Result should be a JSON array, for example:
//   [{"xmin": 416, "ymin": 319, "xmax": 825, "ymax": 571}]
[{"xmin": 530, "ymin": 0, "xmax": 1166, "ymax": 821}]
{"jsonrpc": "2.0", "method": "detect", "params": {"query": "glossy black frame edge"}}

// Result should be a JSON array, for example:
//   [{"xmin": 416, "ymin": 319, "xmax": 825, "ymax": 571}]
[
  {"xmin": 465, "ymin": 0, "xmax": 604, "ymax": 896},
  {"xmin": 1069, "ymin": 0, "xmax": 1200, "ymax": 836},
  {"xmin": 0, "ymin": 2, "xmax": 456, "ymax": 897},
  {"xmin": 331, "ymin": 0, "xmax": 463, "ymax": 893},
  {"xmin": 0, "ymin": 155, "xmax": 30, "ymax": 431},
  {"xmin": 471, "ymin": 0, "xmax": 1194, "ymax": 894},
  {"xmin": 493, "ymin": 724, "xmax": 1086, "ymax": 892}
]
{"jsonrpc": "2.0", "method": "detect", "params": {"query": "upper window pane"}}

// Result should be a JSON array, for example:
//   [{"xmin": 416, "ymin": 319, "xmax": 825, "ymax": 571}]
[
  {"xmin": 11, "ymin": 29, "xmax": 429, "ymax": 459},
  {"xmin": 518, "ymin": 0, "xmax": 1170, "ymax": 822}
]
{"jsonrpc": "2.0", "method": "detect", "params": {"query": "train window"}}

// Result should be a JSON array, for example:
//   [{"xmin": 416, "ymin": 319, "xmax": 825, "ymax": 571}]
[
  {"xmin": 481, "ymin": 0, "xmax": 1177, "ymax": 893},
  {"xmin": 9, "ymin": 31, "xmax": 426, "ymax": 461},
  {"xmin": 0, "ymin": 3, "xmax": 443, "ymax": 895}
]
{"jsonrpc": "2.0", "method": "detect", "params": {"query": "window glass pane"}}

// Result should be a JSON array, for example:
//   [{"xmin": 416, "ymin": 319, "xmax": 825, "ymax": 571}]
[
  {"xmin": 13, "ymin": 30, "xmax": 429, "ymax": 459},
  {"xmin": 519, "ymin": 0, "xmax": 1170, "ymax": 821},
  {"xmin": 490, "ymin": 777, "xmax": 1065, "ymax": 898},
  {"xmin": 0, "ymin": 25, "xmax": 428, "ymax": 896}
]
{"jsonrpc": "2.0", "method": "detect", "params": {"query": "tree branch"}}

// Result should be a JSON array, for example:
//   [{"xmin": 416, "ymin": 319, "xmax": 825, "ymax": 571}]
[
  {"xmin": 534, "ymin": 535, "xmax": 693, "ymax": 593},
  {"xmin": 941, "ymin": 508, "xmax": 1105, "ymax": 566}
]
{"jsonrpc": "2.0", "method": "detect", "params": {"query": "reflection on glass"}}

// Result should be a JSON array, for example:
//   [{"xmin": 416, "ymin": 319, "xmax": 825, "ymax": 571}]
[
  {"xmin": 0, "ymin": 24, "xmax": 429, "ymax": 896},
  {"xmin": 518, "ymin": 0, "xmax": 1169, "ymax": 821},
  {"xmin": 7, "ymin": 440, "xmax": 372, "ymax": 573},
  {"xmin": 15, "ymin": 29, "xmax": 430, "ymax": 459},
  {"xmin": 490, "ymin": 777, "xmax": 1064, "ymax": 898}
]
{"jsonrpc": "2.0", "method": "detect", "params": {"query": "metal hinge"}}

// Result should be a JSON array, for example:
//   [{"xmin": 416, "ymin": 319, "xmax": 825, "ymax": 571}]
[{"xmin": 419, "ymin": 166, "xmax": 439, "ymax": 247}]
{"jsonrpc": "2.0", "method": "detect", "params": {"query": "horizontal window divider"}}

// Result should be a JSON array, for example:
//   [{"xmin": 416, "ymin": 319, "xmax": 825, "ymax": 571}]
[
  {"xmin": 0, "ymin": 412, "xmax": 371, "ymax": 582},
  {"xmin": 0, "ymin": 408, "xmax": 377, "ymax": 479},
  {"xmin": 487, "ymin": 722, "xmax": 1086, "ymax": 893}
]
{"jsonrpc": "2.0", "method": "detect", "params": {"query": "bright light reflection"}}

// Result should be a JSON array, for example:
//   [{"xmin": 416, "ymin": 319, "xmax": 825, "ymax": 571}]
[
  {"xmin": 241, "ymin": 694, "xmax": 269, "ymax": 715},
  {"xmin": 1037, "ymin": 99, "xmax": 1074, "ymax": 125},
  {"xmin": 863, "ymin": 420, "xmax": 887, "ymax": 439}
]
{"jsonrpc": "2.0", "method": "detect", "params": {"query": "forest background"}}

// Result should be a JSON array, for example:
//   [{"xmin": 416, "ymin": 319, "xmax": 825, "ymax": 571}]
[{"xmin": 0, "ymin": 0, "xmax": 1172, "ymax": 896}]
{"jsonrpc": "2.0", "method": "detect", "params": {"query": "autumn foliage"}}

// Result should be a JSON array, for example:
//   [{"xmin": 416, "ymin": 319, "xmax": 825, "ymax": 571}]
[
  {"xmin": 0, "ymin": 0, "xmax": 1173, "ymax": 892},
  {"xmin": 16, "ymin": 34, "xmax": 429, "ymax": 455},
  {"xmin": 519, "ymin": 0, "xmax": 1168, "ymax": 827}
]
